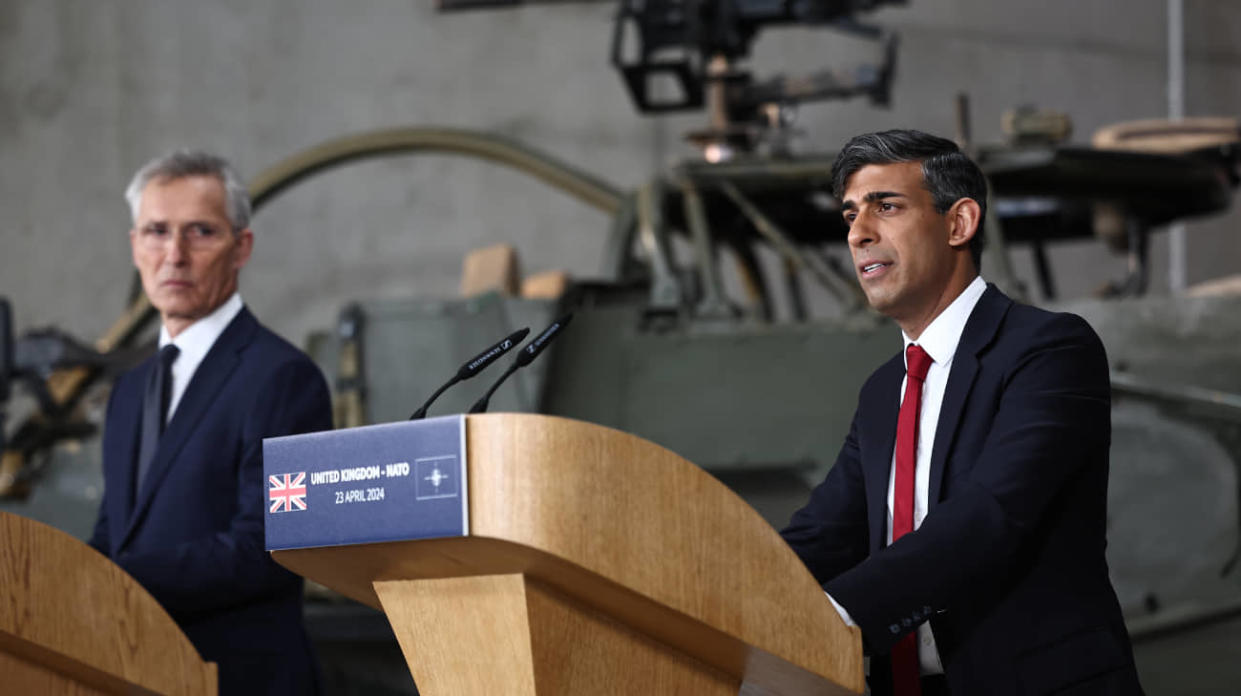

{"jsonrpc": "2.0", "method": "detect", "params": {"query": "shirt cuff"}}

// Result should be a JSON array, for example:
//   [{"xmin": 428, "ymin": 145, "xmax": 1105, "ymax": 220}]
[{"xmin": 825, "ymin": 591, "xmax": 857, "ymax": 627}]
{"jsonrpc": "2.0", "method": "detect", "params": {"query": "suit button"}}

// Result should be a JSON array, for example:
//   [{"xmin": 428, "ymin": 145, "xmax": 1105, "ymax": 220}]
[{"xmin": 890, "ymin": 624, "xmax": 900, "ymax": 634}]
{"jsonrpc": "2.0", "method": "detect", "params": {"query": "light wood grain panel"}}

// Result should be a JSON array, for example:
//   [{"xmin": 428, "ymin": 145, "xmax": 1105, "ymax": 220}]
[
  {"xmin": 466, "ymin": 414, "xmax": 862, "ymax": 693},
  {"xmin": 375, "ymin": 573, "xmax": 741, "ymax": 696},
  {"xmin": 376, "ymin": 575, "xmax": 538, "ymax": 696},
  {"xmin": 0, "ymin": 512, "xmax": 216, "ymax": 695},
  {"xmin": 523, "ymin": 576, "xmax": 738, "ymax": 695}
]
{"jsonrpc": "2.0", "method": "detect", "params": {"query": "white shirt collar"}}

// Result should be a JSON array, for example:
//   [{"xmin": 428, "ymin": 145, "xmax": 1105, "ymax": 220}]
[
  {"xmin": 902, "ymin": 275, "xmax": 987, "ymax": 368},
  {"xmin": 159, "ymin": 292, "xmax": 244, "ymax": 356},
  {"xmin": 158, "ymin": 293, "xmax": 244, "ymax": 421}
]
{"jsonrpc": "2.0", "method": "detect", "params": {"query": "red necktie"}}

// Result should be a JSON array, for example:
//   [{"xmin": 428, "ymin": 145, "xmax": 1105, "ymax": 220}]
[{"xmin": 892, "ymin": 343, "xmax": 933, "ymax": 696}]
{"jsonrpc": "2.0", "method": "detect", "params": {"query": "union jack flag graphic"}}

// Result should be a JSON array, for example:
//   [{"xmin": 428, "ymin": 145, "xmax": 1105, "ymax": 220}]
[{"xmin": 269, "ymin": 472, "xmax": 307, "ymax": 513}]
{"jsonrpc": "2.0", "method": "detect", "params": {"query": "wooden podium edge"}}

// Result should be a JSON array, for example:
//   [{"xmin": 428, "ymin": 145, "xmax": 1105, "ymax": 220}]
[{"xmin": 0, "ymin": 628, "xmax": 163, "ymax": 696}]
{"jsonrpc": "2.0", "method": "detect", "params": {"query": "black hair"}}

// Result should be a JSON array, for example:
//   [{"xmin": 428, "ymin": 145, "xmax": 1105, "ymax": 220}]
[{"xmin": 831, "ymin": 129, "xmax": 987, "ymax": 270}]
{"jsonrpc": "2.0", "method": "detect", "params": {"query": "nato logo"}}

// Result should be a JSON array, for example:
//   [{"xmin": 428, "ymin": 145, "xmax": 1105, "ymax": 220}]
[{"xmin": 415, "ymin": 456, "xmax": 460, "ymax": 501}]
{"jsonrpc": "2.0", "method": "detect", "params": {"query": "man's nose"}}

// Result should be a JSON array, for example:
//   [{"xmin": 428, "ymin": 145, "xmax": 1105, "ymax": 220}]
[
  {"xmin": 165, "ymin": 231, "xmax": 191, "ymax": 263},
  {"xmin": 847, "ymin": 216, "xmax": 876, "ymax": 249}
]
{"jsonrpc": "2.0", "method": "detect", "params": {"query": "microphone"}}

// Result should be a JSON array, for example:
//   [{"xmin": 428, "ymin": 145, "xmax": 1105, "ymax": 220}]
[
  {"xmin": 468, "ymin": 314, "xmax": 573, "ymax": 415},
  {"xmin": 409, "ymin": 327, "xmax": 530, "ymax": 420}
]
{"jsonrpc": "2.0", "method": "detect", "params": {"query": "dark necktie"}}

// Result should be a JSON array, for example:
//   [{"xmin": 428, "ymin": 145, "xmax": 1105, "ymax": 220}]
[
  {"xmin": 892, "ymin": 343, "xmax": 933, "ymax": 696},
  {"xmin": 136, "ymin": 344, "xmax": 180, "ymax": 497}
]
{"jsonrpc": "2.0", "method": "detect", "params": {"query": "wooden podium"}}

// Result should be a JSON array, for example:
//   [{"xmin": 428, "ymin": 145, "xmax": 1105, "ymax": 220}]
[
  {"xmin": 0, "ymin": 511, "xmax": 216, "ymax": 695},
  {"xmin": 273, "ymin": 414, "xmax": 863, "ymax": 695}
]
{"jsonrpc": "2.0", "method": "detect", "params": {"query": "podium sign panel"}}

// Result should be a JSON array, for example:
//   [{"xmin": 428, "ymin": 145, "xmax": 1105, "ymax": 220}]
[{"xmin": 263, "ymin": 415, "xmax": 467, "ymax": 550}]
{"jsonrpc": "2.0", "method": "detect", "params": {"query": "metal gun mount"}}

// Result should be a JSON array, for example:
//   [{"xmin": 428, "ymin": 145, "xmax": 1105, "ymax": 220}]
[
  {"xmin": 438, "ymin": 0, "xmax": 903, "ymax": 156},
  {"xmin": 0, "ymin": 297, "xmax": 140, "ymax": 497},
  {"xmin": 610, "ymin": 0, "xmax": 902, "ymax": 155}
]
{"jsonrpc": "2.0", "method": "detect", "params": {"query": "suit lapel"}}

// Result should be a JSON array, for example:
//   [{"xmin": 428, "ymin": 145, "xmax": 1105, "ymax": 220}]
[
  {"xmin": 864, "ymin": 356, "xmax": 904, "ymax": 553},
  {"xmin": 927, "ymin": 285, "xmax": 1011, "ymax": 507},
  {"xmin": 120, "ymin": 308, "xmax": 258, "ymax": 549}
]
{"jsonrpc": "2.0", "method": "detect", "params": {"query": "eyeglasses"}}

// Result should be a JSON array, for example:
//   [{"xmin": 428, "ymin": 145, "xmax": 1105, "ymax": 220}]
[{"xmin": 135, "ymin": 222, "xmax": 236, "ymax": 250}]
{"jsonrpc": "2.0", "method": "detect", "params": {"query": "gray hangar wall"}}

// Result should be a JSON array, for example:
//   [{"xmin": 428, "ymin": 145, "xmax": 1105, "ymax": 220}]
[{"xmin": 1, "ymin": 0, "xmax": 1240, "ymax": 345}]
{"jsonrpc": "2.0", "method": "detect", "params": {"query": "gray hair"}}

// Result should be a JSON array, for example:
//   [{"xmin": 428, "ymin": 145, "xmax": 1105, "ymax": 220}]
[
  {"xmin": 831, "ymin": 129, "xmax": 987, "ymax": 270},
  {"xmin": 124, "ymin": 149, "xmax": 252, "ymax": 231}
]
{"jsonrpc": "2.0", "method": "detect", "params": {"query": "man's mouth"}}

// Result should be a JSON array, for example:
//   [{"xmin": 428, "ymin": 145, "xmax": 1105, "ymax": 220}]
[{"xmin": 859, "ymin": 262, "xmax": 891, "ymax": 277}]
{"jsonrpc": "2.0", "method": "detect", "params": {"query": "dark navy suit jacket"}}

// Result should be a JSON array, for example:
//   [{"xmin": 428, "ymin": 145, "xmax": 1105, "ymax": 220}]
[
  {"xmin": 89, "ymin": 307, "xmax": 332, "ymax": 696},
  {"xmin": 782, "ymin": 285, "xmax": 1144, "ymax": 696}
]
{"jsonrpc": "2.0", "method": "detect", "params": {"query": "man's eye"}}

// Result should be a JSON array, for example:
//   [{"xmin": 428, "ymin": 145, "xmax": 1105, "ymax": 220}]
[
  {"xmin": 878, "ymin": 202, "xmax": 897, "ymax": 212},
  {"xmin": 189, "ymin": 224, "xmax": 217, "ymax": 238},
  {"xmin": 143, "ymin": 224, "xmax": 167, "ymax": 236}
]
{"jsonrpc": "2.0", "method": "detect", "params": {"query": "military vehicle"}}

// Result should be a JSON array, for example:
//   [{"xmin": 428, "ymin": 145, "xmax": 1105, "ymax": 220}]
[{"xmin": 3, "ymin": 1, "xmax": 1241, "ymax": 693}]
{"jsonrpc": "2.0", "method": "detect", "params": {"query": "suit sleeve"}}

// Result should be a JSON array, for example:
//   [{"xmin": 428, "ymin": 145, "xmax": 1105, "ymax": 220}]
[
  {"xmin": 780, "ymin": 407, "xmax": 870, "ymax": 585},
  {"xmin": 824, "ymin": 314, "xmax": 1111, "ymax": 654},
  {"xmin": 115, "ymin": 357, "xmax": 332, "ymax": 618},
  {"xmin": 87, "ymin": 380, "xmax": 126, "ymax": 555},
  {"xmin": 87, "ymin": 490, "xmax": 111, "ymax": 555}
]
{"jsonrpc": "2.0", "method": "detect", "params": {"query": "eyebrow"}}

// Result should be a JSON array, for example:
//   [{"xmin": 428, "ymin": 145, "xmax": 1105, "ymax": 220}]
[{"xmin": 840, "ymin": 190, "xmax": 907, "ymax": 211}]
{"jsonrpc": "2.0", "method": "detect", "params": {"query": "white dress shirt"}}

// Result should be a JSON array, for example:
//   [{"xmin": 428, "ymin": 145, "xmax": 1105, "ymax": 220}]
[
  {"xmin": 158, "ymin": 293, "xmax": 244, "ymax": 424},
  {"xmin": 829, "ymin": 275, "xmax": 988, "ymax": 675}
]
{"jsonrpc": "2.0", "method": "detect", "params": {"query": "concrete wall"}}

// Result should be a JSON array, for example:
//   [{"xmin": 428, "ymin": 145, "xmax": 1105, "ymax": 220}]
[{"xmin": 2, "ymin": 0, "xmax": 1240, "ymax": 345}]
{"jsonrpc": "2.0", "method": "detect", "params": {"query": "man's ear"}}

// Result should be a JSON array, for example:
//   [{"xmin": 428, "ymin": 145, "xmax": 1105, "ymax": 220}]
[
  {"xmin": 233, "ymin": 228, "xmax": 254, "ymax": 271},
  {"xmin": 947, "ymin": 197, "xmax": 981, "ymax": 250}
]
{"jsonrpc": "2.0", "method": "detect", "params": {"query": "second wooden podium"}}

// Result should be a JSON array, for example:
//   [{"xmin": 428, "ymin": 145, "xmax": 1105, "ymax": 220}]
[
  {"xmin": 267, "ymin": 413, "xmax": 862, "ymax": 695},
  {"xmin": 0, "ymin": 512, "xmax": 216, "ymax": 695}
]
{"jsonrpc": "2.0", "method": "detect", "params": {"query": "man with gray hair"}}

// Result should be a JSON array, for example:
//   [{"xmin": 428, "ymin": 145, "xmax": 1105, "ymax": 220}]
[{"xmin": 90, "ymin": 150, "xmax": 331, "ymax": 695}]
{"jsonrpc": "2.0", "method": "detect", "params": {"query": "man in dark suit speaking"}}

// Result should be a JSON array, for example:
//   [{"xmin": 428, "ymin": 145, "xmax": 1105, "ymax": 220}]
[
  {"xmin": 89, "ymin": 150, "xmax": 331, "ymax": 695},
  {"xmin": 781, "ymin": 131, "xmax": 1143, "ymax": 695}
]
